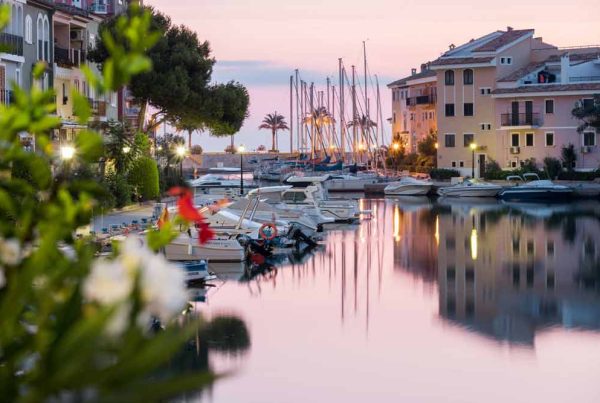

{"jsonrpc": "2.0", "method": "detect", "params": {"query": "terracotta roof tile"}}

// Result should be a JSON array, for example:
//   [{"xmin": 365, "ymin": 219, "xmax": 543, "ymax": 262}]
[
  {"xmin": 472, "ymin": 29, "xmax": 534, "ymax": 52},
  {"xmin": 497, "ymin": 62, "xmax": 546, "ymax": 82},
  {"xmin": 387, "ymin": 69, "xmax": 436, "ymax": 87},
  {"xmin": 430, "ymin": 56, "xmax": 494, "ymax": 67}
]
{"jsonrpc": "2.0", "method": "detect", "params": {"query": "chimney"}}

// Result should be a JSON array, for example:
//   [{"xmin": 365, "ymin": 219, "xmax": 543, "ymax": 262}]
[
  {"xmin": 560, "ymin": 53, "xmax": 570, "ymax": 84},
  {"xmin": 420, "ymin": 63, "xmax": 427, "ymax": 72},
  {"xmin": 411, "ymin": 68, "xmax": 417, "ymax": 75},
  {"xmin": 534, "ymin": 37, "xmax": 543, "ymax": 42},
  {"xmin": 449, "ymin": 44, "xmax": 456, "ymax": 50},
  {"xmin": 507, "ymin": 26, "xmax": 513, "ymax": 31}
]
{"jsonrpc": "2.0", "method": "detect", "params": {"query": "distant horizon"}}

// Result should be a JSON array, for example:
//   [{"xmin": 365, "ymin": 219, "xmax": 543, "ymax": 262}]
[{"xmin": 145, "ymin": 0, "xmax": 600, "ymax": 151}]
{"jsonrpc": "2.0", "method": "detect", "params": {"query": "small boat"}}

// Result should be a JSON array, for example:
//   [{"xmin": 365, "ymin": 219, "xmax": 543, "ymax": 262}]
[
  {"xmin": 384, "ymin": 176, "xmax": 433, "ymax": 196},
  {"xmin": 325, "ymin": 174, "xmax": 379, "ymax": 192},
  {"xmin": 187, "ymin": 174, "xmax": 252, "ymax": 196},
  {"xmin": 178, "ymin": 260, "xmax": 216, "ymax": 282},
  {"xmin": 498, "ymin": 173, "xmax": 573, "ymax": 200},
  {"xmin": 165, "ymin": 232, "xmax": 246, "ymax": 262},
  {"xmin": 438, "ymin": 178, "xmax": 503, "ymax": 198}
]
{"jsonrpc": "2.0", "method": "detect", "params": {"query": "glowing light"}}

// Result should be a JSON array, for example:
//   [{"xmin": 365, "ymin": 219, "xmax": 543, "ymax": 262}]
[
  {"xmin": 434, "ymin": 216, "xmax": 439, "ymax": 246},
  {"xmin": 60, "ymin": 145, "xmax": 75, "ymax": 161},
  {"xmin": 122, "ymin": 146, "xmax": 131, "ymax": 154},
  {"xmin": 470, "ymin": 142, "xmax": 477, "ymax": 151},
  {"xmin": 434, "ymin": 143, "xmax": 439, "ymax": 149},
  {"xmin": 392, "ymin": 142, "xmax": 400, "ymax": 151},
  {"xmin": 470, "ymin": 228, "xmax": 478, "ymax": 260},
  {"xmin": 176, "ymin": 145, "xmax": 187, "ymax": 157},
  {"xmin": 238, "ymin": 145, "xmax": 246, "ymax": 153}
]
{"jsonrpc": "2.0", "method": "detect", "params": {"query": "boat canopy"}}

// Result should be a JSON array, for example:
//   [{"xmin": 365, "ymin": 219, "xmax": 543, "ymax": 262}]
[
  {"xmin": 286, "ymin": 175, "xmax": 331, "ymax": 183},
  {"xmin": 247, "ymin": 185, "xmax": 293, "ymax": 196}
]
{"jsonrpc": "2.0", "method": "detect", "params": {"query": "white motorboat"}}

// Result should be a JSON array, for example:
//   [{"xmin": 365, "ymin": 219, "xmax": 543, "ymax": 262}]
[
  {"xmin": 384, "ymin": 176, "xmax": 433, "ymax": 196},
  {"xmin": 325, "ymin": 174, "xmax": 379, "ymax": 192},
  {"xmin": 438, "ymin": 178, "xmax": 503, "ymax": 198},
  {"xmin": 177, "ymin": 260, "xmax": 216, "ymax": 282},
  {"xmin": 498, "ymin": 173, "xmax": 573, "ymax": 200},
  {"xmin": 188, "ymin": 174, "xmax": 252, "ymax": 197},
  {"xmin": 164, "ymin": 231, "xmax": 246, "ymax": 262},
  {"xmin": 283, "ymin": 176, "xmax": 361, "ymax": 223}
]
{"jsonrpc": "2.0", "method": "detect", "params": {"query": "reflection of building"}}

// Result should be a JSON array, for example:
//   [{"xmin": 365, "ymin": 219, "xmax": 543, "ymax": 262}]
[
  {"xmin": 392, "ymin": 202, "xmax": 438, "ymax": 283},
  {"xmin": 388, "ymin": 64, "xmax": 437, "ymax": 153},
  {"xmin": 436, "ymin": 201, "xmax": 600, "ymax": 345}
]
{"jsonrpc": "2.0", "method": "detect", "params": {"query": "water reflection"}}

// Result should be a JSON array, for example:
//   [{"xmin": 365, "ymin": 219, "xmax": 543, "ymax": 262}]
[{"xmin": 196, "ymin": 198, "xmax": 600, "ymax": 402}]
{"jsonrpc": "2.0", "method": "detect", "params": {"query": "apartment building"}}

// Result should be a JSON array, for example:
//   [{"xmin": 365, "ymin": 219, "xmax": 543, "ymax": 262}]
[
  {"xmin": 429, "ymin": 27, "xmax": 600, "ymax": 176},
  {"xmin": 388, "ymin": 64, "xmax": 437, "ymax": 153},
  {"xmin": 1, "ymin": 0, "xmax": 26, "ymax": 104}
]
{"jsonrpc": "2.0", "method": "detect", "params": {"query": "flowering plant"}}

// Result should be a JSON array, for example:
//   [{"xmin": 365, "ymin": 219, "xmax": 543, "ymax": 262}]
[{"xmin": 0, "ymin": 6, "xmax": 232, "ymax": 401}]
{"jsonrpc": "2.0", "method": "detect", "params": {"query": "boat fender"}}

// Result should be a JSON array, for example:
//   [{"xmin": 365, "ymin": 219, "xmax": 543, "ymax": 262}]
[{"xmin": 259, "ymin": 223, "xmax": 278, "ymax": 241}]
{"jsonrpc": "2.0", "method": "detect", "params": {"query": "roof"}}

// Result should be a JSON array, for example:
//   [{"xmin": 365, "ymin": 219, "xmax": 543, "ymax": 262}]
[
  {"xmin": 472, "ymin": 29, "xmax": 534, "ymax": 52},
  {"xmin": 430, "ymin": 56, "xmax": 494, "ymax": 67},
  {"xmin": 492, "ymin": 83, "xmax": 600, "ymax": 95},
  {"xmin": 546, "ymin": 49, "xmax": 600, "ymax": 63},
  {"xmin": 497, "ymin": 62, "xmax": 546, "ymax": 82},
  {"xmin": 387, "ymin": 69, "xmax": 436, "ymax": 88}
]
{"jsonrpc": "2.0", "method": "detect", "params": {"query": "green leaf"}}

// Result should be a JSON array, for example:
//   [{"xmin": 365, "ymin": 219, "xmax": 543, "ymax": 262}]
[
  {"xmin": 72, "ymin": 91, "xmax": 91, "ymax": 124},
  {"xmin": 75, "ymin": 130, "xmax": 104, "ymax": 163}
]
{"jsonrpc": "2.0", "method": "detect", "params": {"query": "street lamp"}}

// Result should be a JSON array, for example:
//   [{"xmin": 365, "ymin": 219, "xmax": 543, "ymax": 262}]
[
  {"xmin": 238, "ymin": 145, "xmax": 245, "ymax": 195},
  {"xmin": 122, "ymin": 146, "xmax": 131, "ymax": 154},
  {"xmin": 176, "ymin": 145, "xmax": 186, "ymax": 178},
  {"xmin": 470, "ymin": 142, "xmax": 477, "ymax": 178},
  {"xmin": 392, "ymin": 142, "xmax": 400, "ymax": 172},
  {"xmin": 60, "ymin": 145, "xmax": 75, "ymax": 161}
]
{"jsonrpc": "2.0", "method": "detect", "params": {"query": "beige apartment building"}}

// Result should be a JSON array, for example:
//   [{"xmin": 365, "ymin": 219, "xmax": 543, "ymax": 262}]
[
  {"xmin": 423, "ymin": 28, "xmax": 600, "ymax": 176},
  {"xmin": 388, "ymin": 65, "xmax": 437, "ymax": 153}
]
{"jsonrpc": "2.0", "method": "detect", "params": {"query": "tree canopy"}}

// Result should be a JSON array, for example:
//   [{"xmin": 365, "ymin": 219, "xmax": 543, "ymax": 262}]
[{"xmin": 89, "ymin": 6, "xmax": 249, "ymax": 137}]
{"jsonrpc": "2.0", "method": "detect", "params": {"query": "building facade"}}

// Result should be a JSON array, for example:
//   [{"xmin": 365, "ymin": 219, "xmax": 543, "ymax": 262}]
[
  {"xmin": 388, "ymin": 64, "xmax": 437, "ymax": 153},
  {"xmin": 1, "ymin": 0, "xmax": 26, "ymax": 105}
]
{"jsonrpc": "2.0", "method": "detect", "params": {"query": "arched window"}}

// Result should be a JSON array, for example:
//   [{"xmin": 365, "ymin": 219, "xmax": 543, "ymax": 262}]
[
  {"xmin": 25, "ymin": 15, "xmax": 32, "ymax": 44},
  {"xmin": 463, "ymin": 69, "xmax": 474, "ymax": 85},
  {"xmin": 445, "ymin": 70, "xmax": 454, "ymax": 86},
  {"xmin": 43, "ymin": 16, "xmax": 49, "ymax": 61},
  {"xmin": 36, "ymin": 14, "xmax": 43, "ymax": 61}
]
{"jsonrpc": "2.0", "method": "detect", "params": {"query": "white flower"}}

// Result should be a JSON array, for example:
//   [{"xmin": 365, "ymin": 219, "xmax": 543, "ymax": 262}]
[
  {"xmin": 0, "ymin": 238, "xmax": 22, "ymax": 266},
  {"xmin": 83, "ymin": 260, "xmax": 133, "ymax": 305},
  {"xmin": 0, "ymin": 267, "xmax": 5, "ymax": 289}
]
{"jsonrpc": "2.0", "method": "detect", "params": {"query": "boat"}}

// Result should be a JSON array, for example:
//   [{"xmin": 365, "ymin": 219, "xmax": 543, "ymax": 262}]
[
  {"xmin": 384, "ymin": 176, "xmax": 433, "ymax": 196},
  {"xmin": 498, "ymin": 173, "xmax": 573, "ymax": 200},
  {"xmin": 177, "ymin": 260, "xmax": 216, "ymax": 282},
  {"xmin": 325, "ymin": 174, "xmax": 379, "ymax": 192},
  {"xmin": 438, "ymin": 178, "xmax": 503, "ymax": 198},
  {"xmin": 187, "ymin": 174, "xmax": 252, "ymax": 197},
  {"xmin": 164, "ymin": 232, "xmax": 246, "ymax": 262}
]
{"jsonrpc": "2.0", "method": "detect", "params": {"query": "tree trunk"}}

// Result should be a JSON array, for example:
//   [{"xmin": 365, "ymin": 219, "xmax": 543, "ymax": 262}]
[
  {"xmin": 272, "ymin": 128, "xmax": 276, "ymax": 152},
  {"xmin": 137, "ymin": 100, "xmax": 147, "ymax": 132},
  {"xmin": 188, "ymin": 130, "xmax": 193, "ymax": 149}
]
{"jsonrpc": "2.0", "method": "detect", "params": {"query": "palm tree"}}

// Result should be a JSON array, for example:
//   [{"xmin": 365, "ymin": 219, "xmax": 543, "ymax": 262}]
[
  {"xmin": 259, "ymin": 112, "xmax": 289, "ymax": 152},
  {"xmin": 346, "ymin": 114, "xmax": 377, "ymax": 131},
  {"xmin": 303, "ymin": 107, "xmax": 335, "ymax": 127}
]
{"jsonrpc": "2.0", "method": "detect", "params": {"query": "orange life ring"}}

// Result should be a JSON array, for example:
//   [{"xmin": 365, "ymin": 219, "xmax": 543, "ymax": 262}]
[{"xmin": 258, "ymin": 223, "xmax": 278, "ymax": 241}]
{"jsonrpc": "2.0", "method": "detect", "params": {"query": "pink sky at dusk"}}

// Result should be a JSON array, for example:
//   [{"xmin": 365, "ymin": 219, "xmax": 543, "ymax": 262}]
[{"xmin": 145, "ymin": 0, "xmax": 600, "ymax": 152}]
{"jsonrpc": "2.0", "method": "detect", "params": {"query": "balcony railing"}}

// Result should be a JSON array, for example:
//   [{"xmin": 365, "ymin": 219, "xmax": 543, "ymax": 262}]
[
  {"xmin": 90, "ymin": 2, "xmax": 113, "ymax": 14},
  {"xmin": 55, "ymin": 46, "xmax": 87, "ymax": 67},
  {"xmin": 406, "ymin": 94, "xmax": 436, "ymax": 106},
  {"xmin": 570, "ymin": 76, "xmax": 600, "ymax": 83},
  {"xmin": 88, "ymin": 98, "xmax": 107, "ymax": 117},
  {"xmin": 0, "ymin": 32, "xmax": 24, "ymax": 56},
  {"xmin": 0, "ymin": 89, "xmax": 14, "ymax": 105},
  {"xmin": 500, "ymin": 113, "xmax": 541, "ymax": 127}
]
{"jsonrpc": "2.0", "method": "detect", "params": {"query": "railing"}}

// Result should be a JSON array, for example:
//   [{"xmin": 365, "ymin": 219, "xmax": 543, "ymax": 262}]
[
  {"xmin": 88, "ymin": 98, "xmax": 107, "ymax": 116},
  {"xmin": 570, "ymin": 76, "xmax": 600, "ymax": 83},
  {"xmin": 500, "ymin": 113, "xmax": 541, "ymax": 127},
  {"xmin": 90, "ymin": 2, "xmax": 113, "ymax": 14},
  {"xmin": 406, "ymin": 94, "xmax": 436, "ymax": 106},
  {"xmin": 54, "ymin": 46, "xmax": 87, "ymax": 67},
  {"xmin": 0, "ymin": 32, "xmax": 24, "ymax": 56},
  {"xmin": 0, "ymin": 89, "xmax": 14, "ymax": 105}
]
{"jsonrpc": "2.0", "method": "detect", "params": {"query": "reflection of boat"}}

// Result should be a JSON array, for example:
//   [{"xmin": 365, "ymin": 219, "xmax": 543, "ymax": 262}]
[
  {"xmin": 178, "ymin": 260, "xmax": 216, "ymax": 282},
  {"xmin": 501, "ymin": 201, "xmax": 574, "ymax": 218},
  {"xmin": 390, "ymin": 196, "xmax": 433, "ymax": 212},
  {"xmin": 384, "ymin": 177, "xmax": 433, "ymax": 196},
  {"xmin": 438, "ymin": 178, "xmax": 502, "ymax": 197},
  {"xmin": 498, "ymin": 174, "xmax": 573, "ymax": 200}
]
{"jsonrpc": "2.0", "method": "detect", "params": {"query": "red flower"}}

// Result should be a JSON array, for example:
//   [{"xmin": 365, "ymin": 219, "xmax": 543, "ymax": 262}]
[{"xmin": 168, "ymin": 186, "xmax": 215, "ymax": 245}]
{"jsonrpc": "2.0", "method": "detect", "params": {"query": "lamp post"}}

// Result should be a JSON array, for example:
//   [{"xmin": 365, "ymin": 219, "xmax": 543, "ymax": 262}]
[
  {"xmin": 60, "ymin": 145, "xmax": 75, "ymax": 177},
  {"xmin": 238, "ymin": 145, "xmax": 245, "ymax": 195},
  {"xmin": 470, "ymin": 142, "xmax": 477, "ymax": 178},
  {"xmin": 176, "ymin": 145, "xmax": 186, "ymax": 179}
]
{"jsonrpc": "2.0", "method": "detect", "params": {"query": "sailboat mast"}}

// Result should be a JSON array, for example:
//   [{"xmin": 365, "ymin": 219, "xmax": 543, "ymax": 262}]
[
  {"xmin": 295, "ymin": 69, "xmax": 300, "ymax": 154},
  {"xmin": 352, "ymin": 65, "xmax": 357, "ymax": 164},
  {"xmin": 326, "ymin": 77, "xmax": 331, "ymax": 152},
  {"xmin": 339, "ymin": 59, "xmax": 345, "ymax": 163},
  {"xmin": 363, "ymin": 41, "xmax": 370, "ymax": 168},
  {"xmin": 310, "ymin": 82, "xmax": 315, "ymax": 160},
  {"xmin": 290, "ymin": 75, "xmax": 294, "ymax": 154}
]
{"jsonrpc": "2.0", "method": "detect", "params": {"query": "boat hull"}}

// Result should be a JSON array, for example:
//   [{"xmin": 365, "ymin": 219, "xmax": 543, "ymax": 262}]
[
  {"xmin": 438, "ymin": 187, "xmax": 501, "ymax": 197},
  {"xmin": 165, "ymin": 239, "xmax": 245, "ymax": 262},
  {"xmin": 326, "ymin": 178, "xmax": 378, "ymax": 192},
  {"xmin": 498, "ymin": 188, "xmax": 573, "ymax": 201},
  {"xmin": 385, "ymin": 184, "xmax": 432, "ymax": 196}
]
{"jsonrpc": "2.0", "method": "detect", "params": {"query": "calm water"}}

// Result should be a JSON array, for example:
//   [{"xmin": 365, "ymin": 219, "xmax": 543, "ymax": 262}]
[{"xmin": 194, "ymin": 198, "xmax": 600, "ymax": 403}]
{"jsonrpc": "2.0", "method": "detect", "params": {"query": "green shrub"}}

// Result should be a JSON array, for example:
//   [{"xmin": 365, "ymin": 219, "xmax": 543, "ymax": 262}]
[
  {"xmin": 430, "ymin": 168, "xmax": 461, "ymax": 180},
  {"xmin": 483, "ymin": 159, "xmax": 503, "ymax": 180},
  {"xmin": 543, "ymin": 157, "xmax": 562, "ymax": 179},
  {"xmin": 106, "ymin": 172, "xmax": 133, "ymax": 208},
  {"xmin": 128, "ymin": 157, "xmax": 160, "ymax": 201}
]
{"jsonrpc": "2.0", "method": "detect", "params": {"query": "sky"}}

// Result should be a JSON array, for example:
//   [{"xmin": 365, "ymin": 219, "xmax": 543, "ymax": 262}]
[{"xmin": 145, "ymin": 0, "xmax": 600, "ymax": 152}]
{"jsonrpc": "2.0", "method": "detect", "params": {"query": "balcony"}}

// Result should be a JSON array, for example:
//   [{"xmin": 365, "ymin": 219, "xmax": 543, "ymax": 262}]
[
  {"xmin": 90, "ymin": 2, "xmax": 113, "ymax": 14},
  {"xmin": 500, "ymin": 113, "xmax": 541, "ymax": 128},
  {"xmin": 406, "ymin": 94, "xmax": 436, "ymax": 107},
  {"xmin": 570, "ymin": 76, "xmax": 600, "ymax": 83},
  {"xmin": 88, "ymin": 98, "xmax": 107, "ymax": 117},
  {"xmin": 0, "ymin": 89, "xmax": 14, "ymax": 106},
  {"xmin": 55, "ymin": 46, "xmax": 87, "ymax": 68},
  {"xmin": 0, "ymin": 32, "xmax": 24, "ymax": 56}
]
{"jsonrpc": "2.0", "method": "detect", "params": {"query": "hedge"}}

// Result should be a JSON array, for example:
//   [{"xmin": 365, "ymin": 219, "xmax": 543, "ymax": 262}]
[
  {"xmin": 127, "ymin": 157, "xmax": 160, "ymax": 201},
  {"xmin": 430, "ymin": 168, "xmax": 461, "ymax": 180}
]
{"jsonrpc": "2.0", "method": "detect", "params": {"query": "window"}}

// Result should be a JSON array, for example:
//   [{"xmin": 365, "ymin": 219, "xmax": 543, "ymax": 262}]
[
  {"xmin": 445, "ymin": 134, "xmax": 456, "ymax": 148},
  {"xmin": 500, "ymin": 57, "xmax": 512, "ymax": 65},
  {"xmin": 486, "ymin": 124, "xmax": 491, "ymax": 130},
  {"xmin": 463, "ymin": 133, "xmax": 474, "ymax": 147},
  {"xmin": 511, "ymin": 160, "xmax": 518, "ymax": 168},
  {"xmin": 451, "ymin": 161, "xmax": 457, "ymax": 168},
  {"xmin": 459, "ymin": 161, "xmax": 464, "ymax": 167},
  {"xmin": 546, "ymin": 241, "xmax": 555, "ymax": 258},
  {"xmin": 546, "ymin": 132, "xmax": 554, "ymax": 146},
  {"xmin": 583, "ymin": 131, "xmax": 596, "ymax": 146},
  {"xmin": 526, "ymin": 240, "xmax": 535, "ymax": 256},
  {"xmin": 463, "ymin": 103, "xmax": 474, "ymax": 116},
  {"xmin": 463, "ymin": 69, "xmax": 473, "ymax": 85},
  {"xmin": 480, "ymin": 87, "xmax": 492, "ymax": 95},
  {"xmin": 25, "ymin": 15, "xmax": 32, "ymax": 44},
  {"xmin": 445, "ymin": 70, "xmax": 454, "ymax": 86},
  {"xmin": 511, "ymin": 133, "xmax": 519, "ymax": 147},
  {"xmin": 512, "ymin": 238, "xmax": 520, "ymax": 255},
  {"xmin": 445, "ymin": 103, "xmax": 455, "ymax": 117},
  {"xmin": 526, "ymin": 133, "xmax": 534, "ymax": 147},
  {"xmin": 545, "ymin": 99, "xmax": 554, "ymax": 114}
]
